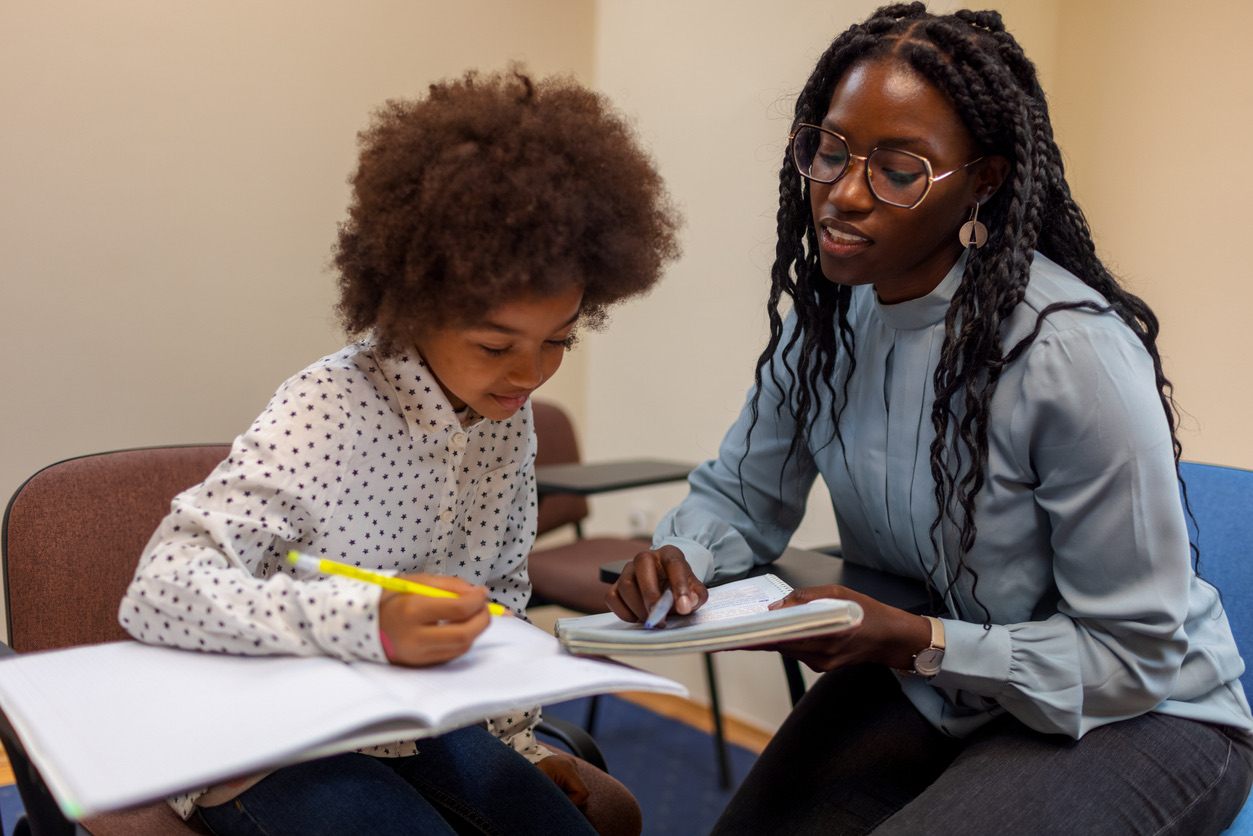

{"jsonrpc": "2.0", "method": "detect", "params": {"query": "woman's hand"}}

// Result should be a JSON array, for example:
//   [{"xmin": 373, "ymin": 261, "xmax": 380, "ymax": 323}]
[
  {"xmin": 605, "ymin": 545, "xmax": 709, "ymax": 624},
  {"xmin": 535, "ymin": 751, "xmax": 590, "ymax": 807},
  {"xmin": 761, "ymin": 584, "xmax": 932, "ymax": 672},
  {"xmin": 378, "ymin": 574, "xmax": 492, "ymax": 667}
]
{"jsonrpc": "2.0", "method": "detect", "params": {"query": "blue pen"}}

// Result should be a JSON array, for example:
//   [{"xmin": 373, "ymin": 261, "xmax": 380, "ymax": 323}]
[{"xmin": 643, "ymin": 588, "xmax": 675, "ymax": 629}]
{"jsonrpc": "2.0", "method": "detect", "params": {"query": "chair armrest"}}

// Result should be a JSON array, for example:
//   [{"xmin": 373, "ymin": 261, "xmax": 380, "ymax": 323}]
[
  {"xmin": 536, "ymin": 717, "xmax": 607, "ymax": 773},
  {"xmin": 535, "ymin": 460, "xmax": 693, "ymax": 497}
]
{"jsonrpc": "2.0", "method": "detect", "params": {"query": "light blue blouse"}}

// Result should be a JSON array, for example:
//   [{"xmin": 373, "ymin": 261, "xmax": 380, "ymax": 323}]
[{"xmin": 656, "ymin": 253, "xmax": 1253, "ymax": 738}]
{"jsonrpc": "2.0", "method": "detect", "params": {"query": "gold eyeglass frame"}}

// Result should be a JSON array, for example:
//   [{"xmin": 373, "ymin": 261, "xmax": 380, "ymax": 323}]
[{"xmin": 788, "ymin": 123, "xmax": 984, "ymax": 210}]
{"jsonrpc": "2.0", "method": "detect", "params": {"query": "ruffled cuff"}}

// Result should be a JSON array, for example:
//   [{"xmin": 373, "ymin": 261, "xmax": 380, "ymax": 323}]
[
  {"xmin": 930, "ymin": 618, "xmax": 1011, "ymax": 694},
  {"xmin": 654, "ymin": 536, "xmax": 715, "ymax": 583},
  {"xmin": 932, "ymin": 616, "xmax": 1086, "ymax": 738}
]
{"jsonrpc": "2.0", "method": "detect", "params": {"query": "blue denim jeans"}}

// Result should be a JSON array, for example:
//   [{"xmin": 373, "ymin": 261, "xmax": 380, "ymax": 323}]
[
  {"xmin": 196, "ymin": 725, "xmax": 596, "ymax": 836},
  {"xmin": 712, "ymin": 664, "xmax": 1253, "ymax": 836}
]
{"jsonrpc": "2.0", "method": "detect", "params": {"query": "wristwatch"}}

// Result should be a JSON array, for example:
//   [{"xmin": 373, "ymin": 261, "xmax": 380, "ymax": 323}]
[{"xmin": 911, "ymin": 616, "xmax": 946, "ymax": 678}]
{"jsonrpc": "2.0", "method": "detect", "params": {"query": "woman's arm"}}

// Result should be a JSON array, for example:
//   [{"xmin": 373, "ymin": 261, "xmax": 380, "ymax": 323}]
[
  {"xmin": 933, "ymin": 324, "xmax": 1191, "ymax": 738},
  {"xmin": 609, "ymin": 316, "xmax": 823, "ymax": 621},
  {"xmin": 661, "ymin": 316, "xmax": 822, "ymax": 583}
]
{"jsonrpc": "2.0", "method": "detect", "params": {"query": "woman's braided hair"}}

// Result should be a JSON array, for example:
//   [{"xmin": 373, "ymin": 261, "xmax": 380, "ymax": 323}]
[{"xmin": 749, "ymin": 3, "xmax": 1189, "ymax": 618}]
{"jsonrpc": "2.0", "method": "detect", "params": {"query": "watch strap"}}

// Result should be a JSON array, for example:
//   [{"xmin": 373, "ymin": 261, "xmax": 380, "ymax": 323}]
[
  {"xmin": 910, "ymin": 615, "xmax": 946, "ymax": 678},
  {"xmin": 925, "ymin": 615, "xmax": 945, "ymax": 651}
]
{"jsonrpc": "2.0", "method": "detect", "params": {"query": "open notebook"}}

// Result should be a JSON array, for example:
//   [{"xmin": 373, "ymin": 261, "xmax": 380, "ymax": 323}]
[
  {"xmin": 556, "ymin": 574, "xmax": 863, "ymax": 655},
  {"xmin": 0, "ymin": 616, "xmax": 684, "ymax": 820}
]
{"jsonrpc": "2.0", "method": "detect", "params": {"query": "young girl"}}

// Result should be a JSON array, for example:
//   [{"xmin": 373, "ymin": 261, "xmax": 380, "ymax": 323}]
[
  {"xmin": 121, "ymin": 69, "xmax": 679, "ymax": 835},
  {"xmin": 609, "ymin": 5, "xmax": 1253, "ymax": 834}
]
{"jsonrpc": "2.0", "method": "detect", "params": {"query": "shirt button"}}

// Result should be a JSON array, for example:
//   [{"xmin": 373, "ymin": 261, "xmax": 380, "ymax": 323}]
[
  {"xmin": 440, "ymin": 510, "xmax": 455, "ymax": 524},
  {"xmin": 450, "ymin": 431, "xmax": 467, "ymax": 449}
]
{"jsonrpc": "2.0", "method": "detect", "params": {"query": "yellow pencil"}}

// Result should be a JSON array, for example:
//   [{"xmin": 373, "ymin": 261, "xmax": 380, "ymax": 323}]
[{"xmin": 286, "ymin": 551, "xmax": 507, "ymax": 616}]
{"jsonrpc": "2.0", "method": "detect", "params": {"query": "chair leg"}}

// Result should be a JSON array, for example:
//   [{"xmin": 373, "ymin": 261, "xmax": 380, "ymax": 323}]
[
  {"xmin": 782, "ymin": 654, "xmax": 807, "ymax": 707},
  {"xmin": 584, "ymin": 693, "xmax": 601, "ymax": 735},
  {"xmin": 703, "ymin": 653, "xmax": 732, "ymax": 789}
]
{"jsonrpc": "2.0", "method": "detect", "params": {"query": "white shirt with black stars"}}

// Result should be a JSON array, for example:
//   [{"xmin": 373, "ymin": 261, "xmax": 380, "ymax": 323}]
[{"xmin": 119, "ymin": 341, "xmax": 544, "ymax": 817}]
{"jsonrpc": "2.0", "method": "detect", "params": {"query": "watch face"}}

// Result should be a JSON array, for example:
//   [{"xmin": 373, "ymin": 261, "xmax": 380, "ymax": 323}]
[{"xmin": 914, "ymin": 647, "xmax": 944, "ymax": 677}]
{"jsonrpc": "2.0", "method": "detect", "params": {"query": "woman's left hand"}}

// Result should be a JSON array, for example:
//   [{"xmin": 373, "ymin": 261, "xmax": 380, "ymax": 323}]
[
  {"xmin": 761, "ymin": 585, "xmax": 932, "ymax": 672},
  {"xmin": 536, "ymin": 751, "xmax": 590, "ymax": 808}
]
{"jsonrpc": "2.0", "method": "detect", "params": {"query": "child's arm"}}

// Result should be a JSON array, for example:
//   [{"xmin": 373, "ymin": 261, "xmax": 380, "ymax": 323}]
[{"xmin": 118, "ymin": 369, "xmax": 385, "ymax": 663}]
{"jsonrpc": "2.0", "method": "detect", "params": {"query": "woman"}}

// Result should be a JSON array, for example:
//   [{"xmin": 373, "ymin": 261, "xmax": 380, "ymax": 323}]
[{"xmin": 607, "ymin": 5, "xmax": 1253, "ymax": 834}]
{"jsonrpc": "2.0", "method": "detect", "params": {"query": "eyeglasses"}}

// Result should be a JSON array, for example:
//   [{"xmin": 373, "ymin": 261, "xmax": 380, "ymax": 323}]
[{"xmin": 789, "ymin": 124, "xmax": 983, "ymax": 209}]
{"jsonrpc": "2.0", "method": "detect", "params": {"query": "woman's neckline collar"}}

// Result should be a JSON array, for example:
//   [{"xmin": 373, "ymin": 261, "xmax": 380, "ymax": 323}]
[{"xmin": 873, "ymin": 251, "xmax": 967, "ymax": 331}]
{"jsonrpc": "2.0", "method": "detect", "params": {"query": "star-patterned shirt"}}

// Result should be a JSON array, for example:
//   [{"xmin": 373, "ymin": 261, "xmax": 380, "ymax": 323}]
[{"xmin": 119, "ymin": 341, "xmax": 545, "ymax": 818}]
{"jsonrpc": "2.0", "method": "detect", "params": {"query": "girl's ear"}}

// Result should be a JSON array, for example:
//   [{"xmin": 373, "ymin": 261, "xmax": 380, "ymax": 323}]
[{"xmin": 975, "ymin": 154, "xmax": 1011, "ymax": 203}]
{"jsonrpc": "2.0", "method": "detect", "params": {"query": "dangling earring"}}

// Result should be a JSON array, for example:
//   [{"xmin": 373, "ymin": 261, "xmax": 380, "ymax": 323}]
[{"xmin": 958, "ymin": 202, "xmax": 988, "ymax": 249}]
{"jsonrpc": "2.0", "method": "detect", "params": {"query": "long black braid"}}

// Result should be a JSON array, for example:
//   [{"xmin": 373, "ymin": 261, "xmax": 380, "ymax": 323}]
[{"xmin": 744, "ymin": 3, "xmax": 1193, "ymax": 620}]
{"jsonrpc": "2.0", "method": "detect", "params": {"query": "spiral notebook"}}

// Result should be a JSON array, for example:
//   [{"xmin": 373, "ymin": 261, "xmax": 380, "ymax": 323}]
[{"xmin": 556, "ymin": 574, "xmax": 863, "ymax": 655}]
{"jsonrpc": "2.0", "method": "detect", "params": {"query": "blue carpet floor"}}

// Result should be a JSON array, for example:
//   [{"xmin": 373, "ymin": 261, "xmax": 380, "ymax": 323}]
[
  {"xmin": 543, "ymin": 695, "xmax": 759, "ymax": 836},
  {"xmin": 0, "ymin": 784, "xmax": 21, "ymax": 836}
]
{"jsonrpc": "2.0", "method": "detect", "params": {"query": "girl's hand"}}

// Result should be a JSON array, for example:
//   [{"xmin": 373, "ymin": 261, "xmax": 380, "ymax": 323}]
[
  {"xmin": 761, "ymin": 585, "xmax": 932, "ymax": 672},
  {"xmin": 536, "ymin": 751, "xmax": 590, "ymax": 807},
  {"xmin": 378, "ymin": 574, "xmax": 492, "ymax": 667},
  {"xmin": 606, "ymin": 545, "xmax": 709, "ymax": 624}
]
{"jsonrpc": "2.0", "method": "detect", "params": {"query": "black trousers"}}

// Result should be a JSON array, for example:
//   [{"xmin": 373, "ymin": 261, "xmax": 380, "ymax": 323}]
[{"xmin": 713, "ymin": 664, "xmax": 1253, "ymax": 836}]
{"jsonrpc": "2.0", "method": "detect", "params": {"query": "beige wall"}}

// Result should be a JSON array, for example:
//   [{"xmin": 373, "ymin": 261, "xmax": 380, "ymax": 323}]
[
  {"xmin": 0, "ymin": 1, "xmax": 593, "ymax": 543},
  {"xmin": 1049, "ymin": 0, "xmax": 1253, "ymax": 469},
  {"xmin": 0, "ymin": 0, "xmax": 594, "ymax": 638}
]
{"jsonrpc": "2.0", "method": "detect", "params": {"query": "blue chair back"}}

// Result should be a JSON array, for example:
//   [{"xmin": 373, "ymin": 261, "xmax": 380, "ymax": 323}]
[{"xmin": 1180, "ymin": 461, "xmax": 1253, "ymax": 700}]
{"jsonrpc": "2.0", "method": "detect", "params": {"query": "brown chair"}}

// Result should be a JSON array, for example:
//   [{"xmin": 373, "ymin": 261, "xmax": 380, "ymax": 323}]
[
  {"xmin": 1, "ymin": 445, "xmax": 640, "ymax": 836},
  {"xmin": 528, "ymin": 401, "xmax": 734, "ymax": 789},
  {"xmin": 530, "ymin": 402, "xmax": 648, "ymax": 615}
]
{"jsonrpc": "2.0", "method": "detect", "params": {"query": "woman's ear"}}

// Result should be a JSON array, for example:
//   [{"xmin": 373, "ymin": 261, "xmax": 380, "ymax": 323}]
[{"xmin": 975, "ymin": 154, "xmax": 1011, "ymax": 203}]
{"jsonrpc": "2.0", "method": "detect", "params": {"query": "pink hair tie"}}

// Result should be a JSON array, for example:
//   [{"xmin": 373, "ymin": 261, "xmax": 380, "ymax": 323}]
[{"xmin": 379, "ymin": 626, "xmax": 396, "ymax": 661}]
